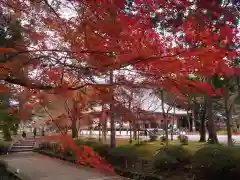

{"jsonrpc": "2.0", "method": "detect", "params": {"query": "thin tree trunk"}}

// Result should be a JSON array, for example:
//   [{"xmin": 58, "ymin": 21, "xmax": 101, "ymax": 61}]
[
  {"xmin": 137, "ymin": 129, "xmax": 140, "ymax": 144},
  {"xmin": 98, "ymin": 123, "xmax": 101, "ymax": 142},
  {"xmin": 187, "ymin": 111, "xmax": 191, "ymax": 132},
  {"xmin": 109, "ymin": 70, "xmax": 116, "ymax": 148},
  {"xmin": 103, "ymin": 120, "xmax": 107, "ymax": 143},
  {"xmin": 71, "ymin": 118, "xmax": 78, "ymax": 139},
  {"xmin": 206, "ymin": 96, "xmax": 218, "ymax": 144},
  {"xmin": 120, "ymin": 121, "xmax": 122, "ymax": 135},
  {"xmin": 224, "ymin": 86, "xmax": 233, "ymax": 146},
  {"xmin": 199, "ymin": 103, "xmax": 206, "ymax": 142},
  {"xmin": 160, "ymin": 90, "xmax": 168, "ymax": 146},
  {"xmin": 129, "ymin": 122, "xmax": 132, "ymax": 143},
  {"xmin": 133, "ymin": 127, "xmax": 137, "ymax": 140},
  {"xmin": 171, "ymin": 106, "xmax": 176, "ymax": 141},
  {"xmin": 128, "ymin": 92, "xmax": 133, "ymax": 144},
  {"xmin": 226, "ymin": 111, "xmax": 233, "ymax": 146}
]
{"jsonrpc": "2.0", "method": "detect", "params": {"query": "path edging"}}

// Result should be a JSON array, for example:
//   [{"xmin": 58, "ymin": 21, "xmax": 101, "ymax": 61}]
[{"xmin": 0, "ymin": 159, "xmax": 31, "ymax": 180}]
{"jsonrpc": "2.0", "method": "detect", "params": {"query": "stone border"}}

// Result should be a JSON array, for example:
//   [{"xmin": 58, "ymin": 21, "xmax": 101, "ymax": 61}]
[{"xmin": 0, "ymin": 160, "xmax": 30, "ymax": 180}]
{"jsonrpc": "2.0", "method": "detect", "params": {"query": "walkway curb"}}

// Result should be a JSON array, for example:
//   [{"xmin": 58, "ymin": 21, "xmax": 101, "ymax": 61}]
[{"xmin": 1, "ymin": 158, "xmax": 31, "ymax": 180}]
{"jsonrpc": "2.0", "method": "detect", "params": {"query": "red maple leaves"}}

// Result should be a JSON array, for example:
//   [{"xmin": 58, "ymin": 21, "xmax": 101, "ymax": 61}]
[{"xmin": 39, "ymin": 134, "xmax": 114, "ymax": 173}]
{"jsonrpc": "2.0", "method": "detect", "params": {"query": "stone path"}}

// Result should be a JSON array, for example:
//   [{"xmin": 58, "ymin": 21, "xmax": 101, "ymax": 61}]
[{"xmin": 0, "ymin": 152, "xmax": 124, "ymax": 180}]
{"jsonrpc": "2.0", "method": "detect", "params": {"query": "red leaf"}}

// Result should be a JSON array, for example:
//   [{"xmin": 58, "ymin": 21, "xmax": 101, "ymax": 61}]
[{"xmin": 0, "ymin": 48, "xmax": 17, "ymax": 53}]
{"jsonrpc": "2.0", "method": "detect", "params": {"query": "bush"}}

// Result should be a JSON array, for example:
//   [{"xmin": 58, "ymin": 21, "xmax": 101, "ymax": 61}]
[
  {"xmin": 108, "ymin": 144, "xmax": 139, "ymax": 168},
  {"xmin": 63, "ymin": 148, "xmax": 75, "ymax": 158},
  {"xmin": 0, "ymin": 142, "xmax": 9, "ymax": 155},
  {"xmin": 179, "ymin": 135, "xmax": 188, "ymax": 145},
  {"xmin": 90, "ymin": 143, "xmax": 110, "ymax": 157},
  {"xmin": 109, "ymin": 144, "xmax": 137, "ymax": 158},
  {"xmin": 153, "ymin": 145, "xmax": 193, "ymax": 173},
  {"xmin": 192, "ymin": 145, "xmax": 240, "ymax": 180},
  {"xmin": 52, "ymin": 143, "xmax": 61, "ymax": 153},
  {"xmin": 149, "ymin": 134, "xmax": 158, "ymax": 141},
  {"xmin": 160, "ymin": 136, "xmax": 167, "ymax": 142},
  {"xmin": 38, "ymin": 142, "xmax": 52, "ymax": 150},
  {"xmin": 75, "ymin": 139, "xmax": 110, "ymax": 157},
  {"xmin": 38, "ymin": 142, "xmax": 62, "ymax": 154}
]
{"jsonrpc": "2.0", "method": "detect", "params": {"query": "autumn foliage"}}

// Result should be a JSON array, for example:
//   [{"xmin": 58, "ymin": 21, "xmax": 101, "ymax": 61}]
[
  {"xmin": 0, "ymin": 0, "xmax": 238, "ymax": 95},
  {"xmin": 38, "ymin": 134, "xmax": 114, "ymax": 173},
  {"xmin": 0, "ymin": 0, "xmax": 239, "ymax": 172}
]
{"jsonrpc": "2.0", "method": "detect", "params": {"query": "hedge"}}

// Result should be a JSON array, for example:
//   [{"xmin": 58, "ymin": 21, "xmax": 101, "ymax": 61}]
[
  {"xmin": 192, "ymin": 145, "xmax": 240, "ymax": 180},
  {"xmin": 153, "ymin": 145, "xmax": 193, "ymax": 173},
  {"xmin": 75, "ymin": 139, "xmax": 110, "ymax": 157}
]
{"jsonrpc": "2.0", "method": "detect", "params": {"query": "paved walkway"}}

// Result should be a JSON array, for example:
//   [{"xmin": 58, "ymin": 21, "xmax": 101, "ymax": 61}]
[{"xmin": 0, "ymin": 152, "xmax": 123, "ymax": 180}]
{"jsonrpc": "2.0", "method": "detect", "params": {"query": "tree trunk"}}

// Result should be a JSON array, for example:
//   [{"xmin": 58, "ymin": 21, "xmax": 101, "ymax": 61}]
[
  {"xmin": 98, "ymin": 123, "xmax": 101, "ymax": 142},
  {"xmin": 133, "ymin": 127, "xmax": 137, "ymax": 140},
  {"xmin": 103, "ymin": 120, "xmax": 107, "ymax": 143},
  {"xmin": 171, "ymin": 106, "xmax": 176, "ymax": 141},
  {"xmin": 137, "ymin": 129, "xmax": 140, "ymax": 144},
  {"xmin": 206, "ymin": 96, "xmax": 218, "ymax": 144},
  {"xmin": 199, "ymin": 103, "xmax": 206, "ymax": 142},
  {"xmin": 109, "ymin": 70, "xmax": 116, "ymax": 148},
  {"xmin": 224, "ymin": 86, "xmax": 233, "ymax": 146},
  {"xmin": 164, "ymin": 114, "xmax": 169, "ymax": 146},
  {"xmin": 127, "ymin": 92, "xmax": 133, "ymax": 144},
  {"xmin": 160, "ymin": 90, "xmax": 168, "ymax": 146},
  {"xmin": 110, "ymin": 109, "xmax": 116, "ymax": 148},
  {"xmin": 129, "ymin": 122, "xmax": 132, "ymax": 143},
  {"xmin": 120, "ymin": 121, "xmax": 122, "ymax": 135},
  {"xmin": 187, "ymin": 111, "xmax": 191, "ymax": 132},
  {"xmin": 71, "ymin": 118, "xmax": 78, "ymax": 139},
  {"xmin": 226, "ymin": 112, "xmax": 233, "ymax": 146}
]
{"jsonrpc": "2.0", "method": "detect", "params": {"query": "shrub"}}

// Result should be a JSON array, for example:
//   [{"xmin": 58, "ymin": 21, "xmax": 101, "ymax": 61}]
[
  {"xmin": 108, "ymin": 144, "xmax": 139, "ymax": 167},
  {"xmin": 109, "ymin": 144, "xmax": 137, "ymax": 158},
  {"xmin": 160, "ymin": 136, "xmax": 167, "ymax": 142},
  {"xmin": 38, "ymin": 142, "xmax": 52, "ymax": 150},
  {"xmin": 52, "ymin": 143, "xmax": 61, "ymax": 153},
  {"xmin": 192, "ymin": 145, "xmax": 240, "ymax": 180},
  {"xmin": 0, "ymin": 142, "xmax": 9, "ymax": 155},
  {"xmin": 89, "ymin": 143, "xmax": 110, "ymax": 157},
  {"xmin": 75, "ymin": 139, "xmax": 110, "ymax": 157},
  {"xmin": 179, "ymin": 135, "xmax": 188, "ymax": 145},
  {"xmin": 149, "ymin": 134, "xmax": 158, "ymax": 141},
  {"xmin": 63, "ymin": 148, "xmax": 75, "ymax": 158},
  {"xmin": 37, "ymin": 142, "xmax": 61, "ymax": 154},
  {"xmin": 75, "ymin": 139, "xmax": 86, "ymax": 146},
  {"xmin": 153, "ymin": 145, "xmax": 193, "ymax": 173}
]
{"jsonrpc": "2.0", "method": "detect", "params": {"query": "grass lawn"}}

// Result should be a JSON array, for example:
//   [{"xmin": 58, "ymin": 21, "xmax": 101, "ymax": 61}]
[
  {"xmin": 217, "ymin": 130, "xmax": 240, "ymax": 135},
  {"xmin": 77, "ymin": 136, "xmax": 136, "ymax": 146},
  {"xmin": 117, "ymin": 140, "xmax": 207, "ymax": 160},
  {"xmin": 77, "ymin": 136, "xmax": 207, "ymax": 160}
]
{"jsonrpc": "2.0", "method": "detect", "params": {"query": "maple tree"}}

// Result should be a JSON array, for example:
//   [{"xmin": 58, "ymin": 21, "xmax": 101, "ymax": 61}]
[
  {"xmin": 0, "ymin": 1, "xmax": 238, "ymax": 174},
  {"xmin": 132, "ymin": 0, "xmax": 239, "ymax": 144},
  {"xmin": 0, "ymin": 1, "xmax": 238, "ymax": 90}
]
